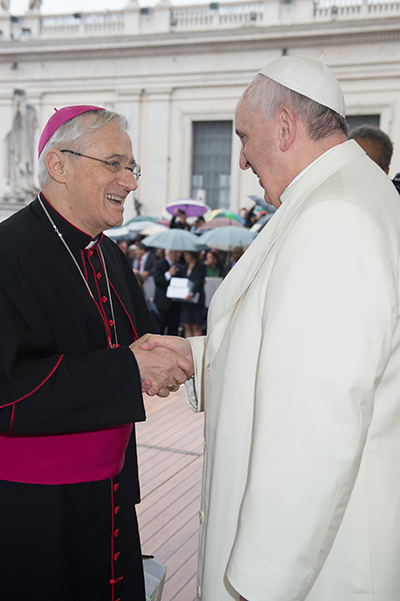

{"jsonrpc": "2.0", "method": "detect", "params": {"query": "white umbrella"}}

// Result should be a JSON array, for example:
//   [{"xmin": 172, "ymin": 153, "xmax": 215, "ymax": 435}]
[
  {"xmin": 104, "ymin": 225, "xmax": 131, "ymax": 239},
  {"xmin": 199, "ymin": 226, "xmax": 256, "ymax": 251},
  {"xmin": 142, "ymin": 229, "xmax": 207, "ymax": 251},
  {"xmin": 127, "ymin": 219, "xmax": 160, "ymax": 232},
  {"xmin": 140, "ymin": 224, "xmax": 168, "ymax": 236}
]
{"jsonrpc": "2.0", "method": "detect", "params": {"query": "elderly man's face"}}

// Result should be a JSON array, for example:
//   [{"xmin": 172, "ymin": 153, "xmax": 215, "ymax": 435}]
[
  {"xmin": 63, "ymin": 119, "xmax": 137, "ymax": 237},
  {"xmin": 235, "ymin": 93, "xmax": 283, "ymax": 209}
]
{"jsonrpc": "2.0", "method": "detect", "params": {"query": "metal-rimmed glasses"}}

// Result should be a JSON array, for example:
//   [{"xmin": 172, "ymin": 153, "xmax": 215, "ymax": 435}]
[{"xmin": 61, "ymin": 149, "xmax": 141, "ymax": 181}]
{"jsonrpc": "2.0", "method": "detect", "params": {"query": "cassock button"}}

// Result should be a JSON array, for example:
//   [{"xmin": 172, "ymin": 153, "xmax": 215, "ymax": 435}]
[
  {"xmin": 114, "ymin": 483, "xmax": 119, "ymax": 491},
  {"xmin": 89, "ymin": 250, "xmax": 94, "ymax": 257},
  {"xmin": 113, "ymin": 529, "xmax": 119, "ymax": 537},
  {"xmin": 109, "ymin": 320, "xmax": 114, "ymax": 326},
  {"xmin": 197, "ymin": 585, "xmax": 201, "ymax": 598},
  {"xmin": 114, "ymin": 552, "xmax": 120, "ymax": 561},
  {"xmin": 102, "ymin": 296, "xmax": 108, "ymax": 303},
  {"xmin": 112, "ymin": 343, "xmax": 117, "ymax": 348},
  {"xmin": 96, "ymin": 272, "xmax": 102, "ymax": 279},
  {"xmin": 205, "ymin": 363, "xmax": 212, "ymax": 375},
  {"xmin": 109, "ymin": 579, "xmax": 116, "ymax": 585},
  {"xmin": 114, "ymin": 506, "xmax": 120, "ymax": 514},
  {"xmin": 199, "ymin": 510, "xmax": 204, "ymax": 524}
]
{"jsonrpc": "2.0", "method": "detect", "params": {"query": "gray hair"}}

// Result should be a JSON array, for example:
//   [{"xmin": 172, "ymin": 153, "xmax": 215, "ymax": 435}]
[
  {"xmin": 38, "ymin": 109, "xmax": 128, "ymax": 188},
  {"xmin": 244, "ymin": 74, "xmax": 349, "ymax": 141},
  {"xmin": 348, "ymin": 124, "xmax": 393, "ymax": 172}
]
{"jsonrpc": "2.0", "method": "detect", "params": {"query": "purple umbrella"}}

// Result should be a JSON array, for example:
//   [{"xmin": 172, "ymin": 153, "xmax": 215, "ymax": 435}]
[{"xmin": 166, "ymin": 199, "xmax": 209, "ymax": 218}]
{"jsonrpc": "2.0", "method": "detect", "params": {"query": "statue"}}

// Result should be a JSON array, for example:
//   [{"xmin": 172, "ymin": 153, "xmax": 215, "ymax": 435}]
[
  {"xmin": 5, "ymin": 89, "xmax": 38, "ymax": 200},
  {"xmin": 28, "ymin": 0, "xmax": 42, "ymax": 9},
  {"xmin": 0, "ymin": 1, "xmax": 10, "ymax": 11}
]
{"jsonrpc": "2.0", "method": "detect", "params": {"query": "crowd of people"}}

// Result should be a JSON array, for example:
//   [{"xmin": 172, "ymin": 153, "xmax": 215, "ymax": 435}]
[
  {"xmin": 2, "ymin": 54, "xmax": 400, "ymax": 601},
  {"xmin": 116, "ymin": 239, "xmax": 245, "ymax": 337}
]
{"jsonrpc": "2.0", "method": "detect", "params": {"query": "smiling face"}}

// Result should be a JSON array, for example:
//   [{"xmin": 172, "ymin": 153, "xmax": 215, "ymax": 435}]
[
  {"xmin": 50, "ymin": 118, "xmax": 138, "ymax": 237},
  {"xmin": 235, "ymin": 92, "xmax": 284, "ymax": 209}
]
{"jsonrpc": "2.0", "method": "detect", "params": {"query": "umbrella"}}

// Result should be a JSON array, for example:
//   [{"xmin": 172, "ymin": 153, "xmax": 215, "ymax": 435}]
[
  {"xmin": 199, "ymin": 226, "xmax": 256, "ymax": 251},
  {"xmin": 208, "ymin": 209, "xmax": 244, "ymax": 224},
  {"xmin": 198, "ymin": 217, "xmax": 244, "ymax": 231},
  {"xmin": 165, "ymin": 199, "xmax": 210, "ymax": 218},
  {"xmin": 248, "ymin": 195, "xmax": 276, "ymax": 214},
  {"xmin": 250, "ymin": 213, "xmax": 275, "ymax": 233},
  {"xmin": 126, "ymin": 215, "xmax": 159, "ymax": 223},
  {"xmin": 142, "ymin": 229, "xmax": 207, "ymax": 251},
  {"xmin": 104, "ymin": 225, "xmax": 131, "ymax": 240},
  {"xmin": 127, "ymin": 219, "xmax": 161, "ymax": 232},
  {"xmin": 140, "ymin": 224, "xmax": 168, "ymax": 236}
]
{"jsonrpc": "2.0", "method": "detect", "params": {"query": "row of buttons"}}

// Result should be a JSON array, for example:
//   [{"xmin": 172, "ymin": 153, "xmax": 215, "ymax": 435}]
[{"xmin": 110, "ymin": 478, "xmax": 124, "ymax": 597}]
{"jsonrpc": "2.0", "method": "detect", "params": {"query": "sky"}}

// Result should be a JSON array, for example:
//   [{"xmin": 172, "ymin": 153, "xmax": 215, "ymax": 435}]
[{"xmin": 9, "ymin": 0, "xmax": 215, "ymax": 13}]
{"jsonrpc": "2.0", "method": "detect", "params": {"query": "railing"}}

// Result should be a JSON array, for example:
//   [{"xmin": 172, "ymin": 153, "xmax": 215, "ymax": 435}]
[
  {"xmin": 0, "ymin": 0, "xmax": 398, "ymax": 42},
  {"xmin": 314, "ymin": 0, "xmax": 400, "ymax": 18},
  {"xmin": 39, "ymin": 11, "xmax": 125, "ymax": 38},
  {"xmin": 170, "ymin": 2, "xmax": 264, "ymax": 30}
]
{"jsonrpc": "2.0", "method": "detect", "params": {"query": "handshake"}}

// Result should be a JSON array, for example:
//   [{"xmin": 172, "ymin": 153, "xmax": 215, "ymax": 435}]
[{"xmin": 129, "ymin": 334, "xmax": 194, "ymax": 398}]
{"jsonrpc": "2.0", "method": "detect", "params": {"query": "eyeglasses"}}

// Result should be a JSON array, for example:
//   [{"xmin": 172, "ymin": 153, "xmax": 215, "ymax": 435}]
[{"xmin": 61, "ymin": 149, "xmax": 141, "ymax": 181}]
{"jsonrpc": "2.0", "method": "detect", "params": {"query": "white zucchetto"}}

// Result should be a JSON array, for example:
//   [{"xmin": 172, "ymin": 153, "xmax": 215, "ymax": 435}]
[{"xmin": 259, "ymin": 56, "xmax": 345, "ymax": 118}]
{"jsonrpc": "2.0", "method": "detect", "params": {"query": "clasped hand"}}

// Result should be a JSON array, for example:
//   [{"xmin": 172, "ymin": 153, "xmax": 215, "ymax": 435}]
[{"xmin": 130, "ymin": 334, "xmax": 193, "ymax": 398}]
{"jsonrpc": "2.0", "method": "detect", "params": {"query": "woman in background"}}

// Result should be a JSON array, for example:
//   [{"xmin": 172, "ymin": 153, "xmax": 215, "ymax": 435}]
[
  {"xmin": 180, "ymin": 251, "xmax": 206, "ymax": 337},
  {"xmin": 204, "ymin": 250, "xmax": 222, "ymax": 278}
]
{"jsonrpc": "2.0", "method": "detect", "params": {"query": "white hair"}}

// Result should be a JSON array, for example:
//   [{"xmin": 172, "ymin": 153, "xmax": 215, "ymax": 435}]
[
  {"xmin": 38, "ymin": 109, "xmax": 128, "ymax": 188},
  {"xmin": 243, "ymin": 74, "xmax": 348, "ymax": 141}
]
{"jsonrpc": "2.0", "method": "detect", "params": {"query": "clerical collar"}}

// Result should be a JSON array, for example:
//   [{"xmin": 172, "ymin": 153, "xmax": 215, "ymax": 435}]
[{"xmin": 85, "ymin": 236, "xmax": 100, "ymax": 250}]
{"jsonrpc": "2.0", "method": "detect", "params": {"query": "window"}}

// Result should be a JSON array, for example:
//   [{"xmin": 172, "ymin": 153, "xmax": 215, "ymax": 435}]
[
  {"xmin": 191, "ymin": 120, "xmax": 232, "ymax": 210},
  {"xmin": 347, "ymin": 114, "xmax": 380, "ymax": 132}
]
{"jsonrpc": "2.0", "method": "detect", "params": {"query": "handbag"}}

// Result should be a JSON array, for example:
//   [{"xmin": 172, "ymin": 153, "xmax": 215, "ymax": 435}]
[{"xmin": 143, "ymin": 556, "xmax": 167, "ymax": 601}]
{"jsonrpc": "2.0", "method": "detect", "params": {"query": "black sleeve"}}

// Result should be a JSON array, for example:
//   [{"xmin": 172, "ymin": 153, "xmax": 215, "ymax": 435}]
[
  {"xmin": 0, "ymin": 244, "xmax": 155, "ymax": 436},
  {"xmin": 0, "ymin": 284, "xmax": 145, "ymax": 435},
  {"xmin": 190, "ymin": 262, "xmax": 207, "ymax": 295},
  {"xmin": 152, "ymin": 260, "xmax": 169, "ymax": 288}
]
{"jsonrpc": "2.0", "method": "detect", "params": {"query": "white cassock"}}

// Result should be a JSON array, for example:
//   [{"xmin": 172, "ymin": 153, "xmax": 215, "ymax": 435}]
[{"xmin": 185, "ymin": 139, "xmax": 400, "ymax": 601}]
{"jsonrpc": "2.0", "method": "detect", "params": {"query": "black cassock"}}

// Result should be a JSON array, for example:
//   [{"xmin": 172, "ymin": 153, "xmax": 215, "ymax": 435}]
[{"xmin": 0, "ymin": 196, "xmax": 155, "ymax": 601}]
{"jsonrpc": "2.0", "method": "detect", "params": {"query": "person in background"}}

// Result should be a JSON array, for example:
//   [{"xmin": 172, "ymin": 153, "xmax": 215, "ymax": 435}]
[
  {"xmin": 132, "ymin": 241, "xmax": 157, "ymax": 279},
  {"xmin": 127, "ymin": 243, "xmax": 137, "ymax": 266},
  {"xmin": 152, "ymin": 249, "xmax": 183, "ymax": 335},
  {"xmin": 223, "ymin": 245, "xmax": 244, "ymax": 277},
  {"xmin": 204, "ymin": 250, "xmax": 222, "ymax": 277},
  {"xmin": 116, "ymin": 239, "xmax": 129, "ymax": 255},
  {"xmin": 170, "ymin": 208, "xmax": 190, "ymax": 230},
  {"xmin": 134, "ymin": 269, "xmax": 161, "ymax": 333},
  {"xmin": 0, "ymin": 105, "xmax": 193, "ymax": 601},
  {"xmin": 141, "ymin": 56, "xmax": 400, "ymax": 600},
  {"xmin": 191, "ymin": 215, "xmax": 206, "ymax": 231},
  {"xmin": 349, "ymin": 124, "xmax": 399, "ymax": 195},
  {"xmin": 155, "ymin": 247, "xmax": 166, "ymax": 261},
  {"xmin": 348, "ymin": 124, "xmax": 393, "ymax": 174},
  {"xmin": 179, "ymin": 251, "xmax": 207, "ymax": 337}
]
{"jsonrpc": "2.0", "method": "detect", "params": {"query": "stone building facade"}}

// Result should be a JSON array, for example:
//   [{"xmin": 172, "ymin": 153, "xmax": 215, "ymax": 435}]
[{"xmin": 0, "ymin": 0, "xmax": 399, "ymax": 221}]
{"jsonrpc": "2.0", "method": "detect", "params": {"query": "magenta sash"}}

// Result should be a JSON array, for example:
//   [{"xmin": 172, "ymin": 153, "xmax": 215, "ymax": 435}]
[{"xmin": 0, "ymin": 424, "xmax": 132, "ymax": 485}]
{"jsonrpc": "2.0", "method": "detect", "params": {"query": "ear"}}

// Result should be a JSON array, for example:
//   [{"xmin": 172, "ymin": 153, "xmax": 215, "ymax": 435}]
[
  {"xmin": 45, "ymin": 149, "xmax": 68, "ymax": 184},
  {"xmin": 278, "ymin": 107, "xmax": 296, "ymax": 152}
]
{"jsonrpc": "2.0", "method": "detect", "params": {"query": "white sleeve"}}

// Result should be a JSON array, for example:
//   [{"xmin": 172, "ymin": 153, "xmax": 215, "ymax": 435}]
[{"xmin": 184, "ymin": 335, "xmax": 206, "ymax": 413}]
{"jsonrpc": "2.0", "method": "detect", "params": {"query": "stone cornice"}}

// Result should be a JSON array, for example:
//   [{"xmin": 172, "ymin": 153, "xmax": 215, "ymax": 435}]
[{"xmin": 0, "ymin": 18, "xmax": 399, "ymax": 63}]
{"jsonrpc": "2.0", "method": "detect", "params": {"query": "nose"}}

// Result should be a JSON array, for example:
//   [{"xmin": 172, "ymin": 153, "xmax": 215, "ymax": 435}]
[
  {"xmin": 117, "ymin": 168, "xmax": 138, "ymax": 192},
  {"xmin": 239, "ymin": 147, "xmax": 250, "ymax": 171}
]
